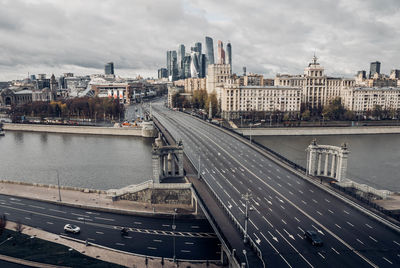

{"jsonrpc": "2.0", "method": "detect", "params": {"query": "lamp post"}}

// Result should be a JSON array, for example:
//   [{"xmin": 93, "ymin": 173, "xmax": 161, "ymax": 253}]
[
  {"xmin": 56, "ymin": 170, "xmax": 62, "ymax": 202},
  {"xmin": 243, "ymin": 249, "xmax": 249, "ymax": 268},
  {"xmin": 172, "ymin": 208, "xmax": 177, "ymax": 262},
  {"xmin": 249, "ymin": 123, "xmax": 253, "ymax": 144},
  {"xmin": 242, "ymin": 192, "xmax": 252, "ymax": 244}
]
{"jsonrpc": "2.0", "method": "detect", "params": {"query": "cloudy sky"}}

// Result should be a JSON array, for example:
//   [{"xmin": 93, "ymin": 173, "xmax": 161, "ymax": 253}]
[{"xmin": 0, "ymin": 0, "xmax": 399, "ymax": 80}]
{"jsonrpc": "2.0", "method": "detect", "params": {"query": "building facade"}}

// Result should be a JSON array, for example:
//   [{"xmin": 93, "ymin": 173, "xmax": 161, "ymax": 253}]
[
  {"xmin": 206, "ymin": 64, "xmax": 231, "ymax": 96},
  {"xmin": 220, "ymin": 79, "xmax": 302, "ymax": 119},
  {"xmin": 105, "ymin": 62, "xmax": 114, "ymax": 75},
  {"xmin": 184, "ymin": 78, "xmax": 206, "ymax": 93}
]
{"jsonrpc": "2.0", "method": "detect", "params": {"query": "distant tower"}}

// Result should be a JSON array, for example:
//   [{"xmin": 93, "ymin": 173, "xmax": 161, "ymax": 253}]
[
  {"xmin": 243, "ymin": 66, "xmax": 247, "ymax": 76},
  {"xmin": 177, "ymin": 44, "xmax": 185, "ymax": 79},
  {"xmin": 105, "ymin": 62, "xmax": 114, "ymax": 75},
  {"xmin": 205, "ymin": 36, "xmax": 215, "ymax": 66},
  {"xmin": 226, "ymin": 43, "xmax": 232, "ymax": 73},
  {"xmin": 195, "ymin": 42, "xmax": 202, "ymax": 55},
  {"xmin": 167, "ymin": 51, "xmax": 178, "ymax": 81},
  {"xmin": 50, "ymin": 74, "xmax": 57, "ymax": 91},
  {"xmin": 369, "ymin": 61, "xmax": 381, "ymax": 78},
  {"xmin": 217, "ymin": 40, "xmax": 225, "ymax": 64}
]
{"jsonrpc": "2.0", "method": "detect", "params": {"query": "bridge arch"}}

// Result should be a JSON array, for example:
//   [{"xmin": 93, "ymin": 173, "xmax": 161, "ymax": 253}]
[{"xmin": 306, "ymin": 139, "xmax": 349, "ymax": 182}]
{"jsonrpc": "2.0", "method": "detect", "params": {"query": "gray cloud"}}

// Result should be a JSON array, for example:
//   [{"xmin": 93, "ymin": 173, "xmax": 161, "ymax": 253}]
[{"xmin": 0, "ymin": 0, "xmax": 399, "ymax": 80}]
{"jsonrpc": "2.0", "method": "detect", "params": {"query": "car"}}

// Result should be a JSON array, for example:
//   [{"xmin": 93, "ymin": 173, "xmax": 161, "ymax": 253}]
[
  {"xmin": 304, "ymin": 230, "xmax": 323, "ymax": 246},
  {"xmin": 64, "ymin": 224, "xmax": 80, "ymax": 234}
]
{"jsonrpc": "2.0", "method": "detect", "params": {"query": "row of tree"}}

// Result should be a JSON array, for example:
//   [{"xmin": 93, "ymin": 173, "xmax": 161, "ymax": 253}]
[
  {"xmin": 10, "ymin": 97, "xmax": 125, "ymax": 120},
  {"xmin": 171, "ymin": 90, "xmax": 219, "ymax": 117}
]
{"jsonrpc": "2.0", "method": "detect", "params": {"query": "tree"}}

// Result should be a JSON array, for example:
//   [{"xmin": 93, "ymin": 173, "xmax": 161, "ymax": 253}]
[
  {"xmin": 205, "ymin": 93, "xmax": 218, "ymax": 118},
  {"xmin": 301, "ymin": 109, "xmax": 311, "ymax": 121},
  {"xmin": 0, "ymin": 214, "xmax": 6, "ymax": 236},
  {"xmin": 372, "ymin": 105, "xmax": 383, "ymax": 120},
  {"xmin": 322, "ymin": 97, "xmax": 346, "ymax": 120}
]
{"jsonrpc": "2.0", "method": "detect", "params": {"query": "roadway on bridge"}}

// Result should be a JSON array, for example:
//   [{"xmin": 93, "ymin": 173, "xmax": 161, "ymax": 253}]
[
  {"xmin": 0, "ymin": 194, "xmax": 220, "ymax": 261},
  {"xmin": 153, "ymin": 104, "xmax": 400, "ymax": 268}
]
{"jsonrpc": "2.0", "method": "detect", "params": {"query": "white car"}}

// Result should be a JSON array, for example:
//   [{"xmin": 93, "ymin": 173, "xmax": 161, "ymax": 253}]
[{"xmin": 64, "ymin": 224, "xmax": 80, "ymax": 234}]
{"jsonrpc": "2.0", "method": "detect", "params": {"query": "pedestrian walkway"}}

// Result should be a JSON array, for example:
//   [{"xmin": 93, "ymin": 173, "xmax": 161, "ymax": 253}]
[{"xmin": 0, "ymin": 181, "xmax": 195, "ymax": 216}]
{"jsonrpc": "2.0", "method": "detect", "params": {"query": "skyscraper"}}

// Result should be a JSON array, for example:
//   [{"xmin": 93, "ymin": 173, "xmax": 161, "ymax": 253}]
[
  {"xmin": 167, "ymin": 51, "xmax": 178, "ymax": 81},
  {"xmin": 105, "ymin": 62, "xmax": 114, "ymax": 75},
  {"xmin": 178, "ymin": 44, "xmax": 185, "ymax": 79},
  {"xmin": 183, "ymin": 55, "xmax": 191, "ymax": 78},
  {"xmin": 195, "ymin": 42, "xmax": 202, "ymax": 55},
  {"xmin": 190, "ymin": 51, "xmax": 200, "ymax": 78},
  {"xmin": 217, "ymin": 40, "xmax": 225, "ymax": 64},
  {"xmin": 199, "ymin": 54, "xmax": 206, "ymax": 78},
  {"xmin": 205, "ymin": 36, "xmax": 215, "ymax": 66},
  {"xmin": 226, "ymin": 43, "xmax": 232, "ymax": 73},
  {"xmin": 370, "ymin": 61, "xmax": 381, "ymax": 77}
]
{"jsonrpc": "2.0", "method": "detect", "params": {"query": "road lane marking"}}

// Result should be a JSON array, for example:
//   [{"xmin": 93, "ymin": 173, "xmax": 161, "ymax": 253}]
[
  {"xmin": 347, "ymin": 221, "xmax": 354, "ymax": 227},
  {"xmin": 71, "ymin": 213, "xmax": 90, "ymax": 218},
  {"xmin": 115, "ymin": 243, "xmax": 125, "ymax": 246},
  {"xmin": 365, "ymin": 224, "xmax": 373, "ymax": 229},
  {"xmin": 181, "ymin": 250, "xmax": 191, "ymax": 253},
  {"xmin": 335, "ymin": 224, "xmax": 341, "ymax": 229},
  {"xmin": 281, "ymin": 219, "xmax": 287, "ymax": 225},
  {"xmin": 312, "ymin": 199, "xmax": 318, "ymax": 203},
  {"xmin": 294, "ymin": 217, "xmax": 300, "ymax": 223},
  {"xmin": 275, "ymin": 229, "xmax": 313, "ymax": 267},
  {"xmin": 134, "ymin": 221, "xmax": 142, "ymax": 225},
  {"xmin": 343, "ymin": 210, "xmax": 350, "ymax": 215},
  {"xmin": 382, "ymin": 257, "xmax": 393, "ymax": 265},
  {"xmin": 331, "ymin": 247, "xmax": 340, "ymax": 255},
  {"xmin": 393, "ymin": 240, "xmax": 400, "ymax": 246},
  {"xmin": 24, "ymin": 217, "xmax": 31, "ymax": 220},
  {"xmin": 262, "ymin": 216, "xmax": 273, "ymax": 228},
  {"xmin": 95, "ymin": 217, "xmax": 115, "ymax": 221},
  {"xmin": 96, "ymin": 231, "xmax": 104, "ymax": 235},
  {"xmin": 318, "ymin": 252, "xmax": 325, "ymax": 259},
  {"xmin": 162, "ymin": 224, "xmax": 170, "ymax": 227},
  {"xmin": 316, "ymin": 211, "xmax": 323, "ymax": 216},
  {"xmin": 356, "ymin": 239, "xmax": 364, "ymax": 245},
  {"xmin": 49, "ymin": 209, "xmax": 66, "ymax": 214},
  {"xmin": 46, "ymin": 222, "xmax": 53, "ymax": 225},
  {"xmin": 153, "ymin": 239, "xmax": 162, "ymax": 243},
  {"xmin": 185, "ymin": 242, "xmax": 194, "ymax": 245},
  {"xmin": 191, "ymin": 226, "xmax": 199, "ymax": 229},
  {"xmin": 29, "ymin": 205, "xmax": 45, "ymax": 210},
  {"xmin": 10, "ymin": 201, "xmax": 24, "ymax": 206},
  {"xmin": 328, "ymin": 209, "xmax": 334, "ymax": 214},
  {"xmin": 369, "ymin": 236, "xmax": 377, "ymax": 242},
  {"xmin": 147, "ymin": 247, "xmax": 157, "ymax": 250},
  {"xmin": 250, "ymin": 219, "xmax": 259, "ymax": 231}
]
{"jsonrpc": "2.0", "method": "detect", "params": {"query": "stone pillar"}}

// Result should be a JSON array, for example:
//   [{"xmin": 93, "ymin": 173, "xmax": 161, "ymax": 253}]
[
  {"xmin": 324, "ymin": 153, "xmax": 329, "ymax": 176},
  {"xmin": 336, "ymin": 155, "xmax": 341, "ymax": 180},
  {"xmin": 171, "ymin": 156, "xmax": 176, "ymax": 176},
  {"xmin": 317, "ymin": 153, "xmax": 322, "ymax": 175},
  {"xmin": 160, "ymin": 155, "xmax": 164, "ymax": 179},
  {"xmin": 167, "ymin": 153, "xmax": 172, "ymax": 175},
  {"xmin": 177, "ymin": 149, "xmax": 184, "ymax": 176},
  {"xmin": 152, "ymin": 154, "xmax": 161, "ymax": 183},
  {"xmin": 331, "ymin": 155, "xmax": 336, "ymax": 178},
  {"xmin": 163, "ymin": 155, "xmax": 168, "ymax": 176},
  {"xmin": 307, "ymin": 148, "xmax": 317, "ymax": 176},
  {"xmin": 337, "ymin": 149, "xmax": 349, "ymax": 182}
]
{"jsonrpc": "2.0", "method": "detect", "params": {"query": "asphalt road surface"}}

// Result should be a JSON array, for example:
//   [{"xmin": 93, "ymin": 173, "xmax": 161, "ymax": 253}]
[
  {"xmin": 0, "ymin": 194, "xmax": 220, "ymax": 261},
  {"xmin": 152, "ymin": 103, "xmax": 400, "ymax": 268}
]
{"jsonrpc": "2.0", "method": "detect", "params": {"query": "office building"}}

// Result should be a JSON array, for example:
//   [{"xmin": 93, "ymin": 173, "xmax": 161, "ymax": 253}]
[
  {"xmin": 167, "ymin": 50, "xmax": 178, "ymax": 81},
  {"xmin": 205, "ymin": 36, "xmax": 215, "ymax": 66},
  {"xmin": 158, "ymin": 68, "xmax": 168, "ymax": 79},
  {"xmin": 183, "ymin": 56, "xmax": 191, "ymax": 79},
  {"xmin": 217, "ymin": 40, "xmax": 225, "ymax": 64},
  {"xmin": 370, "ymin": 61, "xmax": 381, "ymax": 77},
  {"xmin": 178, "ymin": 44, "xmax": 185, "ymax": 79},
  {"xmin": 105, "ymin": 62, "xmax": 114, "ymax": 75},
  {"xmin": 226, "ymin": 43, "xmax": 232, "ymax": 73}
]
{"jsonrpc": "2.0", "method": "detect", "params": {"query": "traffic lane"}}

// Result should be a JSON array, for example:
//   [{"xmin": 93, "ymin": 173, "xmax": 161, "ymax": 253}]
[
  {"xmin": 1, "ymin": 202, "xmax": 221, "ymax": 261},
  {"xmin": 177, "ymin": 116, "xmax": 400, "ymax": 262},
  {"xmin": 0, "ymin": 194, "xmax": 214, "ymax": 233}
]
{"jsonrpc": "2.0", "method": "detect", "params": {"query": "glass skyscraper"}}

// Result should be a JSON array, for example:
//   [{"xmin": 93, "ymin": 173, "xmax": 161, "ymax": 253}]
[{"xmin": 205, "ymin": 36, "xmax": 215, "ymax": 66}]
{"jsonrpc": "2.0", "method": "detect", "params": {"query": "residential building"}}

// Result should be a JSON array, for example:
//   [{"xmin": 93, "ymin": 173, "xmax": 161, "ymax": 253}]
[
  {"xmin": 206, "ymin": 64, "xmax": 231, "ymax": 97},
  {"xmin": 220, "ymin": 78, "xmax": 302, "ymax": 119},
  {"xmin": 184, "ymin": 78, "xmax": 206, "ymax": 93}
]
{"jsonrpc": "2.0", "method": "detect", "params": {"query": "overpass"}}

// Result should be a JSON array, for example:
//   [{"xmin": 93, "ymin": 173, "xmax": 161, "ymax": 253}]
[{"xmin": 152, "ymin": 103, "xmax": 400, "ymax": 268}]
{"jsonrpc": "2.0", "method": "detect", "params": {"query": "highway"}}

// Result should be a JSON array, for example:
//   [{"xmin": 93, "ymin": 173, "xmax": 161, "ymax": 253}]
[
  {"xmin": 153, "ymin": 103, "xmax": 400, "ymax": 267},
  {"xmin": 0, "ymin": 194, "xmax": 220, "ymax": 261}
]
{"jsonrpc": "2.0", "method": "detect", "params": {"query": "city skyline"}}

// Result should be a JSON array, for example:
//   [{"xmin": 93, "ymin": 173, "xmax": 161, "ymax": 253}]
[{"xmin": 0, "ymin": 0, "xmax": 400, "ymax": 80}]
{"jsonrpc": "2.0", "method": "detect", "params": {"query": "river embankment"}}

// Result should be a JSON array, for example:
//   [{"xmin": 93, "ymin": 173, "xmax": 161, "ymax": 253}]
[
  {"xmin": 237, "ymin": 125, "xmax": 400, "ymax": 136},
  {"xmin": 2, "ymin": 123, "xmax": 150, "ymax": 137}
]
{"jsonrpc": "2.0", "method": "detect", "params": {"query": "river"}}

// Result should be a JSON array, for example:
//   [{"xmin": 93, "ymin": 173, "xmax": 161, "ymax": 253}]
[
  {"xmin": 0, "ymin": 131, "xmax": 154, "ymax": 190},
  {"xmin": 254, "ymin": 134, "xmax": 400, "ymax": 192}
]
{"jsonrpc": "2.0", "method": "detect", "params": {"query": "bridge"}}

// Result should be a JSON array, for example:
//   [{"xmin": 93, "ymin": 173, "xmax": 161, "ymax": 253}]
[{"xmin": 151, "ymin": 102, "xmax": 400, "ymax": 268}]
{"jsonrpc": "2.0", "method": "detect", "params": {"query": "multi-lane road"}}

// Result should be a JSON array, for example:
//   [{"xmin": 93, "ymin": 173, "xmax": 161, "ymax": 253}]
[
  {"xmin": 153, "ymin": 103, "xmax": 400, "ymax": 267},
  {"xmin": 0, "ymin": 194, "xmax": 220, "ymax": 261}
]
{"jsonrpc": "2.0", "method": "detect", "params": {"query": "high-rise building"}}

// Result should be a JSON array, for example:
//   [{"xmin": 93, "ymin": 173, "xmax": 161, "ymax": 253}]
[
  {"xmin": 167, "ymin": 51, "xmax": 178, "ymax": 81},
  {"xmin": 370, "ymin": 61, "xmax": 381, "ymax": 77},
  {"xmin": 390, "ymin": 69, "xmax": 400, "ymax": 79},
  {"xmin": 226, "ymin": 43, "xmax": 232, "ymax": 73},
  {"xmin": 199, "ymin": 54, "xmax": 206, "ymax": 78},
  {"xmin": 195, "ymin": 42, "xmax": 202, "ymax": 55},
  {"xmin": 105, "ymin": 62, "xmax": 114, "ymax": 75},
  {"xmin": 178, "ymin": 44, "xmax": 185, "ymax": 79},
  {"xmin": 190, "ymin": 51, "xmax": 200, "ymax": 78},
  {"xmin": 217, "ymin": 40, "xmax": 225, "ymax": 64},
  {"xmin": 205, "ymin": 36, "xmax": 215, "ymax": 67},
  {"xmin": 158, "ymin": 68, "xmax": 168, "ymax": 79},
  {"xmin": 183, "ymin": 56, "xmax": 191, "ymax": 79}
]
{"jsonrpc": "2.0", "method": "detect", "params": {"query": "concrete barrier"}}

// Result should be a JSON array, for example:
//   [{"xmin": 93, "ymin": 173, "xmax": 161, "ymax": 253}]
[{"xmin": 3, "ymin": 123, "xmax": 144, "ymax": 137}]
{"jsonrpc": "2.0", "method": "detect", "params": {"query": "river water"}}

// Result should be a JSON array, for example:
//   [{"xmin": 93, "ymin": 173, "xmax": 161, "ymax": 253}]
[
  {"xmin": 254, "ymin": 134, "xmax": 400, "ymax": 192},
  {"xmin": 0, "ymin": 131, "xmax": 154, "ymax": 190}
]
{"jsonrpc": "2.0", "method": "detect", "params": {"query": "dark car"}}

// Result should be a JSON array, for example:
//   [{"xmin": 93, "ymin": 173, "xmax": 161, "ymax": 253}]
[{"xmin": 304, "ymin": 230, "xmax": 323, "ymax": 246}]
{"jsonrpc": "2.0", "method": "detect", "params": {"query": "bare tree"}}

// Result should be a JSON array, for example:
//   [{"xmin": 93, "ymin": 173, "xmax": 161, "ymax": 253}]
[
  {"xmin": 0, "ymin": 214, "xmax": 7, "ymax": 236},
  {"xmin": 14, "ymin": 220, "xmax": 24, "ymax": 234}
]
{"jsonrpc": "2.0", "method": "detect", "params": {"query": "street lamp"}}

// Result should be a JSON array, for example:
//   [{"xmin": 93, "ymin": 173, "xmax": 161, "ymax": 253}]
[
  {"xmin": 56, "ymin": 170, "xmax": 62, "ymax": 202},
  {"xmin": 172, "ymin": 208, "xmax": 177, "ymax": 262},
  {"xmin": 243, "ymin": 249, "xmax": 249, "ymax": 268},
  {"xmin": 242, "ymin": 192, "xmax": 252, "ymax": 244},
  {"xmin": 249, "ymin": 123, "xmax": 253, "ymax": 144}
]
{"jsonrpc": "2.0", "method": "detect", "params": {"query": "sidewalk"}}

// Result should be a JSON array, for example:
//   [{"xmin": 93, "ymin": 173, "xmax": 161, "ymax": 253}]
[
  {"xmin": 0, "ymin": 181, "xmax": 195, "ymax": 217},
  {"xmin": 4, "ymin": 222, "xmax": 220, "ymax": 268}
]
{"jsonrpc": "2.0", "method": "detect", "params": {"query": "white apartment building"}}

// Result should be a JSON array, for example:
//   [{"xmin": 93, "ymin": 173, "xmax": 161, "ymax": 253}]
[
  {"xmin": 220, "ymin": 79, "xmax": 302, "ymax": 119},
  {"xmin": 206, "ymin": 64, "xmax": 231, "ymax": 98},
  {"xmin": 341, "ymin": 87, "xmax": 400, "ymax": 113},
  {"xmin": 275, "ymin": 56, "xmax": 355, "ymax": 109}
]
